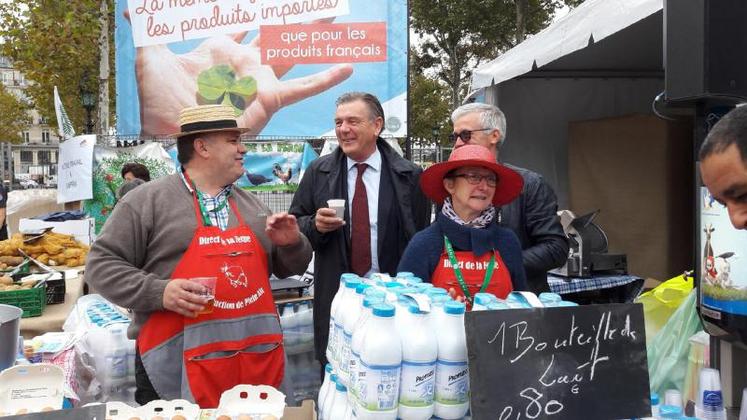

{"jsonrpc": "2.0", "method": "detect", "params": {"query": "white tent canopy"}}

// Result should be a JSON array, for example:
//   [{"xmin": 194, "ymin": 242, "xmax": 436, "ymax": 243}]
[{"xmin": 470, "ymin": 0, "xmax": 662, "ymax": 91}]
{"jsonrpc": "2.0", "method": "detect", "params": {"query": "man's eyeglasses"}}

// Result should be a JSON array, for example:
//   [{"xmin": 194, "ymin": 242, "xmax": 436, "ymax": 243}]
[
  {"xmin": 452, "ymin": 173, "xmax": 498, "ymax": 187},
  {"xmin": 448, "ymin": 128, "xmax": 493, "ymax": 143}
]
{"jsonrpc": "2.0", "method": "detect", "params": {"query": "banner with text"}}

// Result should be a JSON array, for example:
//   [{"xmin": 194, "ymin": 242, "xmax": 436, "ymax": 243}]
[
  {"xmin": 57, "ymin": 135, "xmax": 95, "ymax": 204},
  {"xmin": 116, "ymin": 0, "xmax": 407, "ymax": 138}
]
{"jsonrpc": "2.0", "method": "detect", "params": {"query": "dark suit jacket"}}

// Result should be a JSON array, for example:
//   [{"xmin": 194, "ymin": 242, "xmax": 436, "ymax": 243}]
[{"xmin": 289, "ymin": 138, "xmax": 431, "ymax": 362}]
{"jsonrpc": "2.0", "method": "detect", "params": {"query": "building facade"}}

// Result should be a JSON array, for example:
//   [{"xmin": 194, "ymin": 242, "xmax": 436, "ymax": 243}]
[{"xmin": 0, "ymin": 56, "xmax": 60, "ymax": 188}]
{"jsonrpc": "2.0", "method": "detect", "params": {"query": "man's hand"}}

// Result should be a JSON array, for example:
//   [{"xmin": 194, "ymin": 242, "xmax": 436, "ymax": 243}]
[
  {"xmin": 162, "ymin": 279, "xmax": 210, "ymax": 318},
  {"xmin": 266, "ymin": 212, "xmax": 302, "ymax": 246},
  {"xmin": 315, "ymin": 207, "xmax": 345, "ymax": 233}
]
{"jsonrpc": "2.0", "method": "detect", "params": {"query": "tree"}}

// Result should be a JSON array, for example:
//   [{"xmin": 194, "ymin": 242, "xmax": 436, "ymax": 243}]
[
  {"xmin": 0, "ymin": 85, "xmax": 30, "ymax": 143},
  {"xmin": 411, "ymin": 0, "xmax": 584, "ymax": 110},
  {"xmin": 409, "ymin": 73, "xmax": 452, "ymax": 147},
  {"xmin": 0, "ymin": 0, "xmax": 114, "ymax": 136}
]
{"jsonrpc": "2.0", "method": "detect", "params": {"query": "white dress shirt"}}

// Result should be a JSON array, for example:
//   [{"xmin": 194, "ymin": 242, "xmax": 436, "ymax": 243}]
[{"xmin": 346, "ymin": 147, "xmax": 381, "ymax": 276}]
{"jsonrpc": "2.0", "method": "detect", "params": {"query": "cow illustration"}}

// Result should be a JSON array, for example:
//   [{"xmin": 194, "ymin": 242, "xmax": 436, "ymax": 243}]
[{"xmin": 221, "ymin": 263, "xmax": 248, "ymax": 288}]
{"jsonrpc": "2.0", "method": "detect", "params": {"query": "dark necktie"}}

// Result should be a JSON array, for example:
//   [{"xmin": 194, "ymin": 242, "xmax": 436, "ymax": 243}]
[{"xmin": 351, "ymin": 163, "xmax": 371, "ymax": 276}]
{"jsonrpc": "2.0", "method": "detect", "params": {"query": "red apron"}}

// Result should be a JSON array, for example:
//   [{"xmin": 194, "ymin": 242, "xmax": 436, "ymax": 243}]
[
  {"xmin": 137, "ymin": 191, "xmax": 284, "ymax": 407},
  {"xmin": 431, "ymin": 243, "xmax": 513, "ymax": 308}
]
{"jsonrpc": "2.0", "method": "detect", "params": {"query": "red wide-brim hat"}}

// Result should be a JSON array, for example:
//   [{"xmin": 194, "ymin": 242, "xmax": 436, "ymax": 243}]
[{"xmin": 420, "ymin": 145, "xmax": 524, "ymax": 206}]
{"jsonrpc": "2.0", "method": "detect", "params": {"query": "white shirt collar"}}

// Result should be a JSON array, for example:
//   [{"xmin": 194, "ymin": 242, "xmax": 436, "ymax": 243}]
[{"xmin": 346, "ymin": 146, "xmax": 381, "ymax": 173}]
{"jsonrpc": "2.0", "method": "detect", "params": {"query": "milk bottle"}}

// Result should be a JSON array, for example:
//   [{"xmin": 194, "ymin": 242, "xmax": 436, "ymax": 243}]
[
  {"xmin": 428, "ymin": 294, "xmax": 451, "ymax": 333},
  {"xmin": 318, "ymin": 363, "xmax": 333, "ymax": 418},
  {"xmin": 321, "ymin": 373, "xmax": 339, "ymax": 420},
  {"xmin": 340, "ymin": 282, "xmax": 370, "ymax": 387},
  {"xmin": 350, "ymin": 294, "xmax": 385, "ymax": 406},
  {"xmin": 328, "ymin": 381, "xmax": 350, "ymax": 420},
  {"xmin": 358, "ymin": 303, "xmax": 401, "ymax": 420},
  {"xmin": 398, "ymin": 301, "xmax": 438, "ymax": 420},
  {"xmin": 328, "ymin": 274, "xmax": 359, "ymax": 369},
  {"xmin": 337, "ymin": 277, "xmax": 362, "ymax": 386},
  {"xmin": 434, "ymin": 301, "xmax": 470, "ymax": 419}
]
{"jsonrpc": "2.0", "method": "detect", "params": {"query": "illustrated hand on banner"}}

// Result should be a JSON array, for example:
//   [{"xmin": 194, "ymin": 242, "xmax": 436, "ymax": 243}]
[{"xmin": 124, "ymin": 11, "xmax": 354, "ymax": 136}]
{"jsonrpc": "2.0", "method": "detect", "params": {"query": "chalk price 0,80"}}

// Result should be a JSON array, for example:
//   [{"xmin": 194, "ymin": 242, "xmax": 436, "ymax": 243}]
[{"xmin": 499, "ymin": 387, "xmax": 564, "ymax": 420}]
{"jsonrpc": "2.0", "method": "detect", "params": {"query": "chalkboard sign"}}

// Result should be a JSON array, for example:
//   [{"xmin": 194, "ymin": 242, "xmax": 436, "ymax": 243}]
[{"xmin": 465, "ymin": 303, "xmax": 650, "ymax": 420}]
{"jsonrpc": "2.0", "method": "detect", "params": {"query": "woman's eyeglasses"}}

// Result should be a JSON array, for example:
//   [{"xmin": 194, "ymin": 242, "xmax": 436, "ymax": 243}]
[
  {"xmin": 448, "ymin": 128, "xmax": 493, "ymax": 143},
  {"xmin": 452, "ymin": 173, "xmax": 498, "ymax": 187}
]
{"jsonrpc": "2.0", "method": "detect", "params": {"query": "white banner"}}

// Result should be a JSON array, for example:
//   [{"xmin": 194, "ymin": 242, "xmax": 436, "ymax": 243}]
[
  {"xmin": 57, "ymin": 135, "xmax": 96, "ymax": 203},
  {"xmin": 128, "ymin": 0, "xmax": 349, "ymax": 47}
]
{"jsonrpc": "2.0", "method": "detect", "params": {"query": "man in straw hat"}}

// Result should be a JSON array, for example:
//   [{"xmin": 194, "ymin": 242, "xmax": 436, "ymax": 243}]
[
  {"xmin": 86, "ymin": 104, "xmax": 311, "ymax": 406},
  {"xmin": 449, "ymin": 102, "xmax": 568, "ymax": 294},
  {"xmin": 289, "ymin": 92, "xmax": 431, "ymax": 370}
]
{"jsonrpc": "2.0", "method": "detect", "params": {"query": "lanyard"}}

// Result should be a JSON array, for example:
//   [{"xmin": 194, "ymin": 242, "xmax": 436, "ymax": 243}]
[
  {"xmin": 183, "ymin": 170, "xmax": 230, "ymax": 227},
  {"xmin": 443, "ymin": 236, "xmax": 496, "ymax": 303}
]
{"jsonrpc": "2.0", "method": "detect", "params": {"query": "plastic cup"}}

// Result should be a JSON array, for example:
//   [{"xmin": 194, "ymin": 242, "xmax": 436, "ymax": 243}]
[
  {"xmin": 191, "ymin": 277, "xmax": 217, "ymax": 315},
  {"xmin": 665, "ymin": 389, "xmax": 683, "ymax": 410},
  {"xmin": 327, "ymin": 199, "xmax": 345, "ymax": 218},
  {"xmin": 698, "ymin": 367, "xmax": 725, "ymax": 419}
]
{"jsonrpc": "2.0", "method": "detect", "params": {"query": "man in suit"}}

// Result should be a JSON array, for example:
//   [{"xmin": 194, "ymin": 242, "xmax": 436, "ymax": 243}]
[
  {"xmin": 289, "ymin": 92, "xmax": 431, "ymax": 368},
  {"xmin": 450, "ymin": 102, "xmax": 568, "ymax": 293}
]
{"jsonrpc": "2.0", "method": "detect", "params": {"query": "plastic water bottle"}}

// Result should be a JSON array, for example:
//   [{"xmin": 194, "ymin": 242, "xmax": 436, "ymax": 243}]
[
  {"xmin": 398, "ymin": 301, "xmax": 438, "ymax": 420},
  {"xmin": 328, "ymin": 382, "xmax": 350, "ymax": 420},
  {"xmin": 337, "ymin": 277, "xmax": 362, "ymax": 386},
  {"xmin": 350, "ymin": 294, "xmax": 385, "ymax": 408},
  {"xmin": 358, "ymin": 303, "xmax": 401, "ymax": 420},
  {"xmin": 434, "ymin": 301, "xmax": 470, "ymax": 419},
  {"xmin": 318, "ymin": 363, "xmax": 333, "ymax": 417}
]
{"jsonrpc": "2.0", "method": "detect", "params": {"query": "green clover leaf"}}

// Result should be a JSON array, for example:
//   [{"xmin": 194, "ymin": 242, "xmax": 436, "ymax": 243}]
[{"xmin": 197, "ymin": 65, "xmax": 257, "ymax": 115}]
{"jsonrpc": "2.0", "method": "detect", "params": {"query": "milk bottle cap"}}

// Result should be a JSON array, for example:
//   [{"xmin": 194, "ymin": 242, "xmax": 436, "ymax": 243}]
[
  {"xmin": 335, "ymin": 382, "xmax": 348, "ymax": 392},
  {"xmin": 538, "ymin": 292, "xmax": 562, "ymax": 303},
  {"xmin": 372, "ymin": 303, "xmax": 396, "ymax": 317},
  {"xmin": 363, "ymin": 288, "xmax": 386, "ymax": 299},
  {"xmin": 345, "ymin": 277, "xmax": 361, "ymax": 289},
  {"xmin": 407, "ymin": 301, "xmax": 427, "ymax": 314},
  {"xmin": 430, "ymin": 294, "xmax": 451, "ymax": 307},
  {"xmin": 356, "ymin": 283, "xmax": 372, "ymax": 294},
  {"xmin": 659, "ymin": 404, "xmax": 682, "ymax": 418},
  {"xmin": 330, "ymin": 373, "xmax": 338, "ymax": 384},
  {"xmin": 444, "ymin": 301, "xmax": 466, "ymax": 315},
  {"xmin": 325, "ymin": 363, "xmax": 333, "ymax": 374},
  {"xmin": 426, "ymin": 287, "xmax": 449, "ymax": 297},
  {"xmin": 408, "ymin": 277, "xmax": 423, "ymax": 284},
  {"xmin": 555, "ymin": 301, "xmax": 578, "ymax": 307},
  {"xmin": 363, "ymin": 295, "xmax": 384, "ymax": 308},
  {"xmin": 385, "ymin": 282, "xmax": 404, "ymax": 289},
  {"xmin": 397, "ymin": 272, "xmax": 414, "ymax": 278},
  {"xmin": 474, "ymin": 293, "xmax": 496, "ymax": 306},
  {"xmin": 341, "ymin": 273, "xmax": 359, "ymax": 283},
  {"xmin": 487, "ymin": 301, "xmax": 510, "ymax": 310}
]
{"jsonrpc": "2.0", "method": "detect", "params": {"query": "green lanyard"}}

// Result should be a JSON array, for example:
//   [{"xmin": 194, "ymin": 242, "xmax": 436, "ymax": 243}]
[
  {"xmin": 185, "ymin": 172, "xmax": 230, "ymax": 227},
  {"xmin": 443, "ymin": 236, "xmax": 496, "ymax": 303}
]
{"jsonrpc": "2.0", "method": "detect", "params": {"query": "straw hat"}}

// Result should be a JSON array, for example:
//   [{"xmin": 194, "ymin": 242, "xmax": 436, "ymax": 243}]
[
  {"xmin": 170, "ymin": 104, "xmax": 250, "ymax": 138},
  {"xmin": 420, "ymin": 145, "xmax": 524, "ymax": 206}
]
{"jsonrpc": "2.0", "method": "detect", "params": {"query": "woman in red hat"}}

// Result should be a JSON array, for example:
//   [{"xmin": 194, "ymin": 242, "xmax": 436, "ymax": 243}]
[{"xmin": 398, "ymin": 145, "xmax": 527, "ymax": 305}]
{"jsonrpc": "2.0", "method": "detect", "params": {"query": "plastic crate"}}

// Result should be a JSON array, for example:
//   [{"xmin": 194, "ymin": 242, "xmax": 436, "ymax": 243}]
[
  {"xmin": 45, "ymin": 277, "xmax": 66, "ymax": 305},
  {"xmin": 0, "ymin": 285, "xmax": 46, "ymax": 317}
]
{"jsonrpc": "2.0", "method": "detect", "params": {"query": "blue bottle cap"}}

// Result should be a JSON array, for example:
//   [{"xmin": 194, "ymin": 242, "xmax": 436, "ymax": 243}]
[
  {"xmin": 340, "ymin": 273, "xmax": 359, "ymax": 283},
  {"xmin": 355, "ymin": 283, "xmax": 372, "ymax": 294},
  {"xmin": 556, "ymin": 301, "xmax": 578, "ymax": 307},
  {"xmin": 325, "ymin": 363, "xmax": 333, "ymax": 373},
  {"xmin": 650, "ymin": 392, "xmax": 659, "ymax": 405},
  {"xmin": 474, "ymin": 293, "xmax": 497, "ymax": 306},
  {"xmin": 426, "ymin": 287, "xmax": 449, "ymax": 296},
  {"xmin": 430, "ymin": 294, "xmax": 451, "ymax": 306},
  {"xmin": 384, "ymin": 282, "xmax": 404, "ymax": 289},
  {"xmin": 372, "ymin": 303, "xmax": 396, "ymax": 317},
  {"xmin": 330, "ymin": 373, "xmax": 338, "ymax": 383},
  {"xmin": 394, "ymin": 287, "xmax": 418, "ymax": 296},
  {"xmin": 345, "ymin": 277, "xmax": 361, "ymax": 289},
  {"xmin": 335, "ymin": 382, "xmax": 347, "ymax": 392},
  {"xmin": 396, "ymin": 271, "xmax": 414, "ymax": 278},
  {"xmin": 659, "ymin": 404, "xmax": 682, "ymax": 418},
  {"xmin": 444, "ymin": 301, "xmax": 466, "ymax": 315},
  {"xmin": 538, "ymin": 292, "xmax": 562, "ymax": 303},
  {"xmin": 363, "ymin": 295, "xmax": 384, "ymax": 308},
  {"xmin": 487, "ymin": 302, "xmax": 510, "ymax": 310},
  {"xmin": 363, "ymin": 288, "xmax": 386, "ymax": 299},
  {"xmin": 407, "ymin": 276, "xmax": 423, "ymax": 284},
  {"xmin": 407, "ymin": 302, "xmax": 426, "ymax": 314}
]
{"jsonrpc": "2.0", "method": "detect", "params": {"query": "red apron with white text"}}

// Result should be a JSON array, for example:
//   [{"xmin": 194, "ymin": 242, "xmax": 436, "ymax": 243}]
[
  {"xmin": 137, "ymin": 193, "xmax": 284, "ymax": 407},
  {"xmin": 431, "ymin": 247, "xmax": 513, "ymax": 307}
]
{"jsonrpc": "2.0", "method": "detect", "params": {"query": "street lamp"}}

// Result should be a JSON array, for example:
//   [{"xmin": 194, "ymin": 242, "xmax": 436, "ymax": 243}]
[
  {"xmin": 81, "ymin": 90, "xmax": 96, "ymax": 134},
  {"xmin": 432, "ymin": 125, "xmax": 440, "ymax": 146}
]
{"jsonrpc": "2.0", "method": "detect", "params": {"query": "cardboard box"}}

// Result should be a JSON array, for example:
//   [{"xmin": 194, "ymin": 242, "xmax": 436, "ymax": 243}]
[
  {"xmin": 282, "ymin": 400, "xmax": 316, "ymax": 420},
  {"xmin": 17, "ymin": 218, "xmax": 95, "ymax": 246},
  {"xmin": 0, "ymin": 364, "xmax": 64, "ymax": 417}
]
